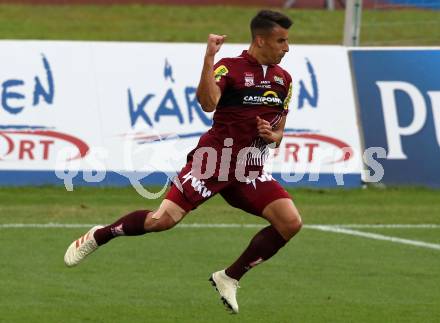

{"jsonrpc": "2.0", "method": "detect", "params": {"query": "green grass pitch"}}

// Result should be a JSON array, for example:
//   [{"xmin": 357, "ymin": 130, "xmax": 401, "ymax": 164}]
[
  {"xmin": 0, "ymin": 4, "xmax": 439, "ymax": 46},
  {"xmin": 0, "ymin": 186, "xmax": 439, "ymax": 323}
]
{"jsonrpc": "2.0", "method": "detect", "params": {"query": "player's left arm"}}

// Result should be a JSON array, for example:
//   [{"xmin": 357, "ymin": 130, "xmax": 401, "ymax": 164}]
[{"xmin": 256, "ymin": 115, "xmax": 287, "ymax": 148}]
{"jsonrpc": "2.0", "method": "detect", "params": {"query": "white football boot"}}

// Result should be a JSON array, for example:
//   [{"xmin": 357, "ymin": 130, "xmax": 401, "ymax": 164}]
[
  {"xmin": 64, "ymin": 225, "xmax": 103, "ymax": 267},
  {"xmin": 209, "ymin": 270, "xmax": 240, "ymax": 314}
]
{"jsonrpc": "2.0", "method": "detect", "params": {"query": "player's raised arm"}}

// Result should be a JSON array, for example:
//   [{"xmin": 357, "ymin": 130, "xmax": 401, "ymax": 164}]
[{"xmin": 196, "ymin": 34, "xmax": 226, "ymax": 112}]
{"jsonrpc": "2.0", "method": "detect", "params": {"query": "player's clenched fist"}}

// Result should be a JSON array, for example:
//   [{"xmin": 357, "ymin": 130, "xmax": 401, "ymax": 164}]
[
  {"xmin": 257, "ymin": 116, "xmax": 278, "ymax": 145},
  {"xmin": 205, "ymin": 34, "xmax": 227, "ymax": 57}
]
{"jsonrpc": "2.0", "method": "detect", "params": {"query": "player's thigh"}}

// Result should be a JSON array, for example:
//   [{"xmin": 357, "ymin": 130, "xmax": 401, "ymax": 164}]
[{"xmin": 220, "ymin": 175, "xmax": 292, "ymax": 217}]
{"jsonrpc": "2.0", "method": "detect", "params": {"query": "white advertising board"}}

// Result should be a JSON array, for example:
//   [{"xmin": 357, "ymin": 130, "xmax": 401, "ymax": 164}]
[{"xmin": 0, "ymin": 41, "xmax": 362, "ymax": 186}]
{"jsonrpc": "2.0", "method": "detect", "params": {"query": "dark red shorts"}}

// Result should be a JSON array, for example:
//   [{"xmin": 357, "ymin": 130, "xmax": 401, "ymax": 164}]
[{"xmin": 165, "ymin": 161, "xmax": 291, "ymax": 216}]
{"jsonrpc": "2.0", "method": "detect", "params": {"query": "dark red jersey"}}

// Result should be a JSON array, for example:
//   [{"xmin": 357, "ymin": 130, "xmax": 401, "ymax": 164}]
[
  {"xmin": 192, "ymin": 50, "xmax": 293, "ymax": 173},
  {"xmin": 167, "ymin": 51, "xmax": 293, "ymax": 213}
]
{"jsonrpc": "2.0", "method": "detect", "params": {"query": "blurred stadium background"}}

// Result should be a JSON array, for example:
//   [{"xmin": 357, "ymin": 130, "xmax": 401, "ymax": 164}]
[
  {"xmin": 0, "ymin": 1, "xmax": 439, "ymax": 323},
  {"xmin": 0, "ymin": 0, "xmax": 439, "ymax": 45}
]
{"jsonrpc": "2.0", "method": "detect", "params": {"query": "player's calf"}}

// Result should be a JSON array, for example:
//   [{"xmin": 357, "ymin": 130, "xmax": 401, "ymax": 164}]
[
  {"xmin": 64, "ymin": 209, "xmax": 151, "ymax": 267},
  {"xmin": 92, "ymin": 200, "xmax": 186, "ymax": 245},
  {"xmin": 93, "ymin": 209, "xmax": 152, "ymax": 246},
  {"xmin": 63, "ymin": 200, "xmax": 187, "ymax": 267}
]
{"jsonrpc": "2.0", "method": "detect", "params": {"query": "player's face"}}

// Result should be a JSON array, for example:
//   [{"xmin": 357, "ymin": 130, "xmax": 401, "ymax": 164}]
[{"xmin": 261, "ymin": 26, "xmax": 290, "ymax": 64}]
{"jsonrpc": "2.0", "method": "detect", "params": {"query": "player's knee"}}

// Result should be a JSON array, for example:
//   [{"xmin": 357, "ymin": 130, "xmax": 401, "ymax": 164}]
[
  {"xmin": 283, "ymin": 211, "xmax": 302, "ymax": 240},
  {"xmin": 262, "ymin": 198, "xmax": 303, "ymax": 240},
  {"xmin": 144, "ymin": 199, "xmax": 188, "ymax": 232},
  {"xmin": 144, "ymin": 211, "xmax": 180, "ymax": 232},
  {"xmin": 290, "ymin": 212, "xmax": 303, "ymax": 233}
]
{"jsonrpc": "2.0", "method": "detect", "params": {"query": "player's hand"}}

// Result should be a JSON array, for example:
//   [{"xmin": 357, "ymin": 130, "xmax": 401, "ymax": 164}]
[
  {"xmin": 256, "ymin": 116, "xmax": 279, "ymax": 145},
  {"xmin": 205, "ymin": 34, "xmax": 227, "ymax": 57}
]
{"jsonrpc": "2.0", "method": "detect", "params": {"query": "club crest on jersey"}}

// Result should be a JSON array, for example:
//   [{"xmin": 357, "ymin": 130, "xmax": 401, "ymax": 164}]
[
  {"xmin": 274, "ymin": 75, "xmax": 284, "ymax": 86},
  {"xmin": 244, "ymin": 72, "xmax": 255, "ymax": 87}
]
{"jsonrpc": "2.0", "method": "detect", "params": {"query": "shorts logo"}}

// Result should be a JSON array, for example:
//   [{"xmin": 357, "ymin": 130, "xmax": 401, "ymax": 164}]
[
  {"xmin": 274, "ymin": 75, "xmax": 284, "ymax": 86},
  {"xmin": 246, "ymin": 171, "xmax": 275, "ymax": 189},
  {"xmin": 214, "ymin": 65, "xmax": 229, "ymax": 82},
  {"xmin": 181, "ymin": 171, "xmax": 212, "ymax": 198},
  {"xmin": 244, "ymin": 72, "xmax": 254, "ymax": 87}
]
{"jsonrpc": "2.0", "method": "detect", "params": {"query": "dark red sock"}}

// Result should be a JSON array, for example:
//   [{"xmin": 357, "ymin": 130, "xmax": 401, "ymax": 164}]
[
  {"xmin": 93, "ymin": 210, "xmax": 150, "ymax": 246},
  {"xmin": 225, "ymin": 225, "xmax": 287, "ymax": 281}
]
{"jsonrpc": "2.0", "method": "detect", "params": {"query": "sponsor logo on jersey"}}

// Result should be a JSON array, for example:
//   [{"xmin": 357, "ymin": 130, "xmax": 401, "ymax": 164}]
[
  {"xmin": 256, "ymin": 80, "xmax": 271, "ymax": 89},
  {"xmin": 214, "ymin": 65, "xmax": 229, "ymax": 82},
  {"xmin": 244, "ymin": 72, "xmax": 254, "ymax": 87},
  {"xmin": 274, "ymin": 75, "xmax": 284, "ymax": 86},
  {"xmin": 243, "ymin": 90, "xmax": 283, "ymax": 106}
]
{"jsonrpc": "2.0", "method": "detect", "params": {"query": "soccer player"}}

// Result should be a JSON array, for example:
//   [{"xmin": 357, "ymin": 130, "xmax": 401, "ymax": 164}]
[{"xmin": 64, "ymin": 9, "xmax": 302, "ymax": 314}]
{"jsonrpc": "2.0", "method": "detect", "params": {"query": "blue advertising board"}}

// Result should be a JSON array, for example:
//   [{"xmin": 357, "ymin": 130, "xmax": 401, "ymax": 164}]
[
  {"xmin": 385, "ymin": 0, "xmax": 440, "ymax": 9},
  {"xmin": 351, "ymin": 50, "xmax": 440, "ymax": 187}
]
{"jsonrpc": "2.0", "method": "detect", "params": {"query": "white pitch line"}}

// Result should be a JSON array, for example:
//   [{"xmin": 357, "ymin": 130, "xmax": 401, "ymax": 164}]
[
  {"xmin": 0, "ymin": 223, "xmax": 95, "ymax": 228},
  {"xmin": 309, "ymin": 225, "xmax": 440, "ymax": 251},
  {"xmin": 2, "ymin": 223, "xmax": 440, "ymax": 251},
  {"xmin": 313, "ymin": 224, "xmax": 440, "ymax": 229}
]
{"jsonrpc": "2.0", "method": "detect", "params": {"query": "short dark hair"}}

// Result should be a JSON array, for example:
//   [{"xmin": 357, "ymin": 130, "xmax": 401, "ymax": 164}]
[{"xmin": 250, "ymin": 10, "xmax": 293, "ymax": 40}]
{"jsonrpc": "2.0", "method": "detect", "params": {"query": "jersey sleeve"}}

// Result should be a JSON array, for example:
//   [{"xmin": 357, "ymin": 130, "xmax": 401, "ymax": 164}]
[
  {"xmin": 282, "ymin": 71, "xmax": 293, "ymax": 116},
  {"xmin": 213, "ymin": 58, "xmax": 231, "ymax": 95}
]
